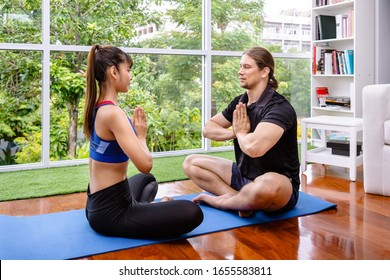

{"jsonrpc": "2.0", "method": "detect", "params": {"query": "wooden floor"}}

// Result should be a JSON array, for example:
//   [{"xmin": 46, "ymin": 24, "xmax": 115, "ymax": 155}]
[{"xmin": 1, "ymin": 164, "xmax": 390, "ymax": 260}]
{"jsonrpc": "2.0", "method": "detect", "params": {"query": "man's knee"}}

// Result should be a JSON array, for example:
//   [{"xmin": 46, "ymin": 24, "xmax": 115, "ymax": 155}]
[
  {"xmin": 253, "ymin": 173, "xmax": 281, "ymax": 197},
  {"xmin": 182, "ymin": 154, "xmax": 197, "ymax": 175},
  {"xmin": 254, "ymin": 173, "xmax": 292, "ymax": 200}
]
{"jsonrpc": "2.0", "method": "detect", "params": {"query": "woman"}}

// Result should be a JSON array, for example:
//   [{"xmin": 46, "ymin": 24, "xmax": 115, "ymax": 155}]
[{"xmin": 83, "ymin": 44, "xmax": 203, "ymax": 238}]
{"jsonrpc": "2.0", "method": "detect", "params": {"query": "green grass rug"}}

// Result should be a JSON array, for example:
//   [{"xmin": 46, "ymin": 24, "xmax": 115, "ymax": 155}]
[{"xmin": 0, "ymin": 151, "xmax": 235, "ymax": 202}]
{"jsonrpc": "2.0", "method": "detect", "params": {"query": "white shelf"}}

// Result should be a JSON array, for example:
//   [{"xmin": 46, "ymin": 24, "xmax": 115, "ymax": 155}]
[
  {"xmin": 311, "ymin": 0, "xmax": 375, "ymax": 119},
  {"xmin": 306, "ymin": 147, "xmax": 363, "ymax": 168},
  {"xmin": 313, "ymin": 0, "xmax": 354, "ymax": 12},
  {"xmin": 312, "ymin": 106, "xmax": 352, "ymax": 114},
  {"xmin": 313, "ymin": 37, "xmax": 353, "ymax": 45},
  {"xmin": 313, "ymin": 74, "xmax": 353, "ymax": 78}
]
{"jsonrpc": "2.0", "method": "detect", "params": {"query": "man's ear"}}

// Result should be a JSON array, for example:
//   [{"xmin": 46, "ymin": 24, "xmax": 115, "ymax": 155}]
[{"xmin": 261, "ymin": 67, "xmax": 270, "ymax": 78}]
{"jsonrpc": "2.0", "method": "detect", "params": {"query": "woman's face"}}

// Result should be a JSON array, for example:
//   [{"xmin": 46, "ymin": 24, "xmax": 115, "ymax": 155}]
[{"xmin": 116, "ymin": 62, "xmax": 133, "ymax": 93}]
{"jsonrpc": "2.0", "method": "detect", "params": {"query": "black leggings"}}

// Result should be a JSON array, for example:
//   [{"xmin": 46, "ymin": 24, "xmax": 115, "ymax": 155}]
[{"xmin": 86, "ymin": 173, "xmax": 203, "ymax": 238}]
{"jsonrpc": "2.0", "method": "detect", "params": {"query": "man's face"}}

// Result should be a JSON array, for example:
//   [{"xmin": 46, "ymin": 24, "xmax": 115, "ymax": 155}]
[{"xmin": 238, "ymin": 54, "xmax": 264, "ymax": 90}]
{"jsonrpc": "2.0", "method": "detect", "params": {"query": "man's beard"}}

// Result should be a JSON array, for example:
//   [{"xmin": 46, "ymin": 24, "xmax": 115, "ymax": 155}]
[{"xmin": 240, "ymin": 82, "xmax": 249, "ymax": 89}]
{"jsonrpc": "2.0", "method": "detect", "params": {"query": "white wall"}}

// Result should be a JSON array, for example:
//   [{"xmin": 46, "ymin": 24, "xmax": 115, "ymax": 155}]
[{"xmin": 375, "ymin": 0, "xmax": 390, "ymax": 83}]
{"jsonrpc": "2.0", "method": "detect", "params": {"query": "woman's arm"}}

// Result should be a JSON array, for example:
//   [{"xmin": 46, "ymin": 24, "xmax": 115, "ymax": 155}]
[{"xmin": 108, "ymin": 106, "xmax": 153, "ymax": 173}]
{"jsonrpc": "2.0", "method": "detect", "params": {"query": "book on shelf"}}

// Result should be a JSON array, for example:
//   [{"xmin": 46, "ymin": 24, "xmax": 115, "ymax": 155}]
[
  {"xmin": 315, "ymin": 87, "xmax": 329, "ymax": 107},
  {"xmin": 316, "ymin": 15, "xmax": 336, "ymax": 40},
  {"xmin": 344, "ymin": 49, "xmax": 354, "ymax": 74},
  {"xmin": 335, "ymin": 14, "xmax": 343, "ymax": 39},
  {"xmin": 312, "ymin": 45, "xmax": 327, "ymax": 74},
  {"xmin": 337, "ymin": 51, "xmax": 347, "ymax": 74},
  {"xmin": 315, "ymin": 0, "xmax": 348, "ymax": 7},
  {"xmin": 324, "ymin": 51, "xmax": 334, "ymax": 75},
  {"xmin": 312, "ymin": 45, "xmax": 317, "ymax": 74}
]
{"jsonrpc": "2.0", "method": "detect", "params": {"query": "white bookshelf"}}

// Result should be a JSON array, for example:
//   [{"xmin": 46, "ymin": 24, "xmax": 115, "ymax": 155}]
[{"xmin": 311, "ymin": 0, "xmax": 374, "ymax": 118}]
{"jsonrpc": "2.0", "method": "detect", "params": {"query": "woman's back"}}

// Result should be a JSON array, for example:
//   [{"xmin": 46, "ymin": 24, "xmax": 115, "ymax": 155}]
[{"xmin": 89, "ymin": 102, "xmax": 130, "ymax": 193}]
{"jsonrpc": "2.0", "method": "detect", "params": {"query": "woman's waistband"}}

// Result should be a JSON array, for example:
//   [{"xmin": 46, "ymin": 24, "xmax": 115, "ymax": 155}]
[{"xmin": 87, "ymin": 179, "xmax": 130, "ymax": 212}]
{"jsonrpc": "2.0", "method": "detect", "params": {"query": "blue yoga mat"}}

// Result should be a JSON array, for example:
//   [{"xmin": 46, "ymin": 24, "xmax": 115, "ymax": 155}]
[{"xmin": 0, "ymin": 192, "xmax": 336, "ymax": 260}]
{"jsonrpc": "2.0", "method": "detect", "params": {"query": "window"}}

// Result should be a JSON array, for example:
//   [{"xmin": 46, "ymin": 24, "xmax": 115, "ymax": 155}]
[{"xmin": 0, "ymin": 0, "xmax": 311, "ymax": 170}]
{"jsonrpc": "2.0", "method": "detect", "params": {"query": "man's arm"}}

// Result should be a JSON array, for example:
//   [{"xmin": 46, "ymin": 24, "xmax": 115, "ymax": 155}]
[
  {"xmin": 233, "ymin": 103, "xmax": 284, "ymax": 158},
  {"xmin": 203, "ymin": 112, "xmax": 235, "ymax": 141}
]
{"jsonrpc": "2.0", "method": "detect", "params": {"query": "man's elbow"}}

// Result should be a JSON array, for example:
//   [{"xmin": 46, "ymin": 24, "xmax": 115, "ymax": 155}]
[
  {"xmin": 202, "ymin": 128, "xmax": 211, "ymax": 139},
  {"xmin": 245, "ymin": 144, "xmax": 267, "ymax": 158}
]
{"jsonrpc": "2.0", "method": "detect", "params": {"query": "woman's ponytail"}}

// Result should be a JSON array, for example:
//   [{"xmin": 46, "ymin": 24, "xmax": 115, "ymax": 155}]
[
  {"xmin": 83, "ymin": 44, "xmax": 133, "ymax": 140},
  {"xmin": 83, "ymin": 44, "xmax": 100, "ymax": 140}
]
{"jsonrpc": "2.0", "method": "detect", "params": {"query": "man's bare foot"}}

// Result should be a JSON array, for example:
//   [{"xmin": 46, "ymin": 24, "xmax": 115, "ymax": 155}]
[
  {"xmin": 238, "ymin": 210, "xmax": 254, "ymax": 218},
  {"xmin": 160, "ymin": 196, "xmax": 173, "ymax": 202}
]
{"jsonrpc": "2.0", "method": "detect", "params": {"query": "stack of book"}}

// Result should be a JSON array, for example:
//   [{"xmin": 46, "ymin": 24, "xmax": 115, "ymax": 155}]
[
  {"xmin": 312, "ymin": 46, "xmax": 354, "ymax": 75},
  {"xmin": 315, "ymin": 87, "xmax": 351, "ymax": 110},
  {"xmin": 325, "ymin": 96, "xmax": 351, "ymax": 109}
]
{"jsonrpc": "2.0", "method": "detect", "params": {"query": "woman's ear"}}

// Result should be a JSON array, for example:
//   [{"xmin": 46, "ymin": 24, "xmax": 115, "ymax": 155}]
[{"xmin": 109, "ymin": 66, "xmax": 118, "ymax": 80}]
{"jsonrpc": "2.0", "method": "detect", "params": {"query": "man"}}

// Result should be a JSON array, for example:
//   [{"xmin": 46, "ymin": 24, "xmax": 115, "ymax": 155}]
[{"xmin": 182, "ymin": 46, "xmax": 300, "ymax": 217}]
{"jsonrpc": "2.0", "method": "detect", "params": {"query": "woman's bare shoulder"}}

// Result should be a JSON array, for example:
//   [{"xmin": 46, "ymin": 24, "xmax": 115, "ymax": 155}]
[{"xmin": 97, "ymin": 105, "xmax": 126, "ymax": 122}]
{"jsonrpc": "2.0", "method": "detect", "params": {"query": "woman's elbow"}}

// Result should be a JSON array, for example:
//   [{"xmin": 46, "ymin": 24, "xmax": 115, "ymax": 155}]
[
  {"xmin": 136, "ymin": 157, "xmax": 153, "ymax": 174},
  {"xmin": 139, "ymin": 164, "xmax": 152, "ymax": 174}
]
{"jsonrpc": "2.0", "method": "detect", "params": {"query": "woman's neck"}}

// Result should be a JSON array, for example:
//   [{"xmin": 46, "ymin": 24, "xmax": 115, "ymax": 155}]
[{"xmin": 98, "ymin": 88, "xmax": 118, "ymax": 105}]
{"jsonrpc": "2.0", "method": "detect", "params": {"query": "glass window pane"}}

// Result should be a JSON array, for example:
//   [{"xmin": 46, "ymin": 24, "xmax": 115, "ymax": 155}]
[
  {"xmin": 211, "ymin": 56, "xmax": 240, "ymax": 147},
  {"xmin": 50, "ymin": 51, "xmax": 87, "ymax": 161},
  {"xmin": 130, "ymin": 54, "xmax": 203, "ymax": 152},
  {"xmin": 0, "ymin": 50, "xmax": 42, "ymax": 165},
  {"xmin": 0, "ymin": 0, "xmax": 42, "ymax": 44},
  {"xmin": 138, "ymin": 1, "xmax": 202, "ymax": 50},
  {"xmin": 50, "ymin": 0, "xmax": 202, "ymax": 49},
  {"xmin": 275, "ymin": 57, "xmax": 311, "ymax": 140},
  {"xmin": 211, "ymin": 0, "xmax": 264, "ymax": 51},
  {"xmin": 262, "ymin": 0, "xmax": 311, "ymax": 54}
]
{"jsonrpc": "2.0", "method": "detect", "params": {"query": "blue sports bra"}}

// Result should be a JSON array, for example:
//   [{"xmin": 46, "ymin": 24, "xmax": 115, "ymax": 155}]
[{"xmin": 89, "ymin": 100, "xmax": 135, "ymax": 163}]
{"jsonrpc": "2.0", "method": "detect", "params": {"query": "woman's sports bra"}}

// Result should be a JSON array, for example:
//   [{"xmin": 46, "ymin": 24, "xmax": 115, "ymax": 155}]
[{"xmin": 89, "ymin": 100, "xmax": 135, "ymax": 163}]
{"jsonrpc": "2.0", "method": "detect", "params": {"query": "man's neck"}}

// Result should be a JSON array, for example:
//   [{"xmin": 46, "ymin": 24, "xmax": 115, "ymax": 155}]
[{"xmin": 246, "ymin": 82, "xmax": 268, "ymax": 105}]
